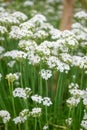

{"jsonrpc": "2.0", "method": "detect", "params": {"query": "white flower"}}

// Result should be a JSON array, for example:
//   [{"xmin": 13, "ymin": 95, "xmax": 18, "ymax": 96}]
[
  {"xmin": 0, "ymin": 110, "xmax": 11, "ymax": 123},
  {"xmin": 13, "ymin": 109, "xmax": 29, "ymax": 124},
  {"xmin": 0, "ymin": 73, "xmax": 2, "ymax": 81},
  {"xmin": 43, "ymin": 125, "xmax": 48, "ymax": 130},
  {"xmin": 42, "ymin": 97, "xmax": 52, "ymax": 106},
  {"xmin": 65, "ymin": 118, "xmax": 72, "ymax": 126},
  {"xmin": 6, "ymin": 73, "xmax": 19, "ymax": 83},
  {"xmin": 40, "ymin": 69, "xmax": 52, "ymax": 80},
  {"xmin": 74, "ymin": 11, "xmax": 87, "ymax": 20},
  {"xmin": 66, "ymin": 97, "xmax": 80, "ymax": 107},
  {"xmin": 13, "ymin": 88, "xmax": 26, "ymax": 99},
  {"xmin": 31, "ymin": 94, "xmax": 43, "ymax": 104},
  {"xmin": 23, "ymin": 1, "xmax": 34, "ymax": 7},
  {"xmin": 81, "ymin": 120, "xmax": 87, "ymax": 129},
  {"xmin": 0, "ymin": 26, "xmax": 7, "ymax": 34},
  {"xmin": 0, "ymin": 46, "xmax": 5, "ymax": 54},
  {"xmin": 12, "ymin": 11, "xmax": 27, "ymax": 21},
  {"xmin": 4, "ymin": 50, "xmax": 27, "ymax": 60},
  {"xmin": 13, "ymin": 87, "xmax": 31, "ymax": 99},
  {"xmin": 30, "ymin": 107, "xmax": 42, "ymax": 117},
  {"xmin": 7, "ymin": 60, "xmax": 16, "ymax": 68}
]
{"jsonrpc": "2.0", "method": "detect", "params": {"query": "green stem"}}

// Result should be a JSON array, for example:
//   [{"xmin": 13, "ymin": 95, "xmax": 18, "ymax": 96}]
[
  {"xmin": 39, "ymin": 64, "xmax": 42, "ymax": 95},
  {"xmin": 5, "ymin": 123, "xmax": 8, "ymax": 130},
  {"xmin": 18, "ymin": 124, "xmax": 21, "ymax": 130},
  {"xmin": 11, "ymin": 82, "xmax": 16, "ymax": 117},
  {"xmin": 25, "ymin": 120, "xmax": 29, "ymax": 130},
  {"xmin": 46, "ymin": 80, "xmax": 48, "ymax": 97},
  {"xmin": 35, "ymin": 117, "xmax": 37, "ymax": 130},
  {"xmin": 54, "ymin": 72, "xmax": 62, "ymax": 116},
  {"xmin": 45, "ymin": 106, "xmax": 48, "ymax": 122},
  {"xmin": 20, "ymin": 62, "xmax": 23, "ymax": 88}
]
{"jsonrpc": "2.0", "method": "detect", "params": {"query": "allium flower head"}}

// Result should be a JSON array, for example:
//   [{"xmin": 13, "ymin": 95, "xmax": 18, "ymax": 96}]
[{"xmin": 0, "ymin": 110, "xmax": 11, "ymax": 123}]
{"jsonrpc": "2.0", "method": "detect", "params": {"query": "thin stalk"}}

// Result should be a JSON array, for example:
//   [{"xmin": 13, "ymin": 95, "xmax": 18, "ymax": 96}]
[
  {"xmin": 45, "ymin": 106, "xmax": 48, "ymax": 123},
  {"xmin": 11, "ymin": 82, "xmax": 16, "ymax": 117},
  {"xmin": 20, "ymin": 62, "xmax": 23, "ymax": 88},
  {"xmin": 46, "ymin": 80, "xmax": 48, "ymax": 97},
  {"xmin": 39, "ymin": 64, "xmax": 43, "ymax": 95},
  {"xmin": 54, "ymin": 72, "xmax": 62, "ymax": 116},
  {"xmin": 25, "ymin": 120, "xmax": 29, "ymax": 130},
  {"xmin": 18, "ymin": 124, "xmax": 21, "ymax": 130},
  {"xmin": 5, "ymin": 123, "xmax": 8, "ymax": 130},
  {"xmin": 35, "ymin": 117, "xmax": 37, "ymax": 130},
  {"xmin": 38, "ymin": 118, "xmax": 42, "ymax": 130},
  {"xmin": 31, "ymin": 66, "xmax": 35, "ymax": 93}
]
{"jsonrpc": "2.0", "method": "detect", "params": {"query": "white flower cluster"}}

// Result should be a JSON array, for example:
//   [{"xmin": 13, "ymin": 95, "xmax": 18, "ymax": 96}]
[
  {"xmin": 74, "ymin": 11, "xmax": 87, "ymax": 20},
  {"xmin": 6, "ymin": 72, "xmax": 20, "ymax": 83},
  {"xmin": 7, "ymin": 60, "xmax": 16, "ymax": 68},
  {"xmin": 13, "ymin": 109, "xmax": 29, "ymax": 124},
  {"xmin": 40, "ymin": 69, "xmax": 52, "ymax": 80},
  {"xmin": 31, "ymin": 94, "xmax": 52, "ymax": 107},
  {"xmin": 9, "ymin": 26, "xmax": 33, "ymax": 40},
  {"xmin": 65, "ymin": 118, "xmax": 72, "ymax": 126},
  {"xmin": 0, "ymin": 11, "xmax": 27, "ymax": 25},
  {"xmin": 0, "ymin": 25, "xmax": 7, "ymax": 34},
  {"xmin": 81, "ymin": 110, "xmax": 87, "ymax": 130},
  {"xmin": 13, "ymin": 87, "xmax": 31, "ymax": 99},
  {"xmin": 31, "ymin": 94, "xmax": 43, "ymax": 104},
  {"xmin": 67, "ymin": 83, "xmax": 87, "ymax": 108},
  {"xmin": 0, "ymin": 110, "xmax": 11, "ymax": 123},
  {"xmin": 67, "ymin": 83, "xmax": 82, "ymax": 107},
  {"xmin": 0, "ymin": 73, "xmax": 2, "ymax": 81},
  {"xmin": 30, "ymin": 107, "xmax": 42, "ymax": 117},
  {"xmin": 4, "ymin": 50, "xmax": 27, "ymax": 61},
  {"xmin": 43, "ymin": 125, "xmax": 48, "ymax": 130},
  {"xmin": 0, "ymin": 46, "xmax": 5, "ymax": 54}
]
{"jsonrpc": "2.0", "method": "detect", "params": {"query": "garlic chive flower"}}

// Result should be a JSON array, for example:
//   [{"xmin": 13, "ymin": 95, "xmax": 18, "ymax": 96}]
[
  {"xmin": 13, "ymin": 109, "xmax": 29, "ymax": 124},
  {"xmin": 0, "ymin": 110, "xmax": 11, "ymax": 123},
  {"xmin": 40, "ymin": 69, "xmax": 52, "ymax": 80},
  {"xmin": 13, "ymin": 87, "xmax": 31, "ymax": 99},
  {"xmin": 6, "ymin": 73, "xmax": 19, "ymax": 84},
  {"xmin": 42, "ymin": 97, "xmax": 52, "ymax": 106},
  {"xmin": 31, "ymin": 94, "xmax": 43, "ymax": 104},
  {"xmin": 43, "ymin": 125, "xmax": 48, "ymax": 130},
  {"xmin": 0, "ymin": 73, "xmax": 2, "ymax": 81},
  {"xmin": 0, "ymin": 26, "xmax": 7, "ymax": 34},
  {"xmin": 30, "ymin": 107, "xmax": 42, "ymax": 117}
]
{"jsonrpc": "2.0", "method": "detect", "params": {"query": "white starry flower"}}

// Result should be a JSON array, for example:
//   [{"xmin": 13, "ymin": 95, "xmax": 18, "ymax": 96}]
[
  {"xmin": 0, "ymin": 26, "xmax": 7, "ymax": 34},
  {"xmin": 81, "ymin": 120, "xmax": 87, "ymax": 130},
  {"xmin": 31, "ymin": 94, "xmax": 43, "ymax": 104},
  {"xmin": 0, "ymin": 73, "xmax": 2, "ymax": 81},
  {"xmin": 23, "ymin": 1, "xmax": 34, "ymax": 7},
  {"xmin": 40, "ymin": 69, "xmax": 52, "ymax": 80},
  {"xmin": 0, "ymin": 110, "xmax": 11, "ymax": 123},
  {"xmin": 13, "ymin": 87, "xmax": 31, "ymax": 99},
  {"xmin": 18, "ymin": 40, "xmax": 37, "ymax": 52},
  {"xmin": 0, "ymin": 46, "xmax": 5, "ymax": 54},
  {"xmin": 4, "ymin": 50, "xmax": 27, "ymax": 60},
  {"xmin": 9, "ymin": 26, "xmax": 33, "ymax": 40},
  {"xmin": 12, "ymin": 11, "xmax": 27, "ymax": 21},
  {"xmin": 30, "ymin": 107, "xmax": 42, "ymax": 117},
  {"xmin": 13, "ymin": 88, "xmax": 26, "ymax": 99},
  {"xmin": 29, "ymin": 14, "xmax": 47, "ymax": 24},
  {"xmin": 13, "ymin": 109, "xmax": 29, "ymax": 124},
  {"xmin": 28, "ymin": 53, "xmax": 41, "ymax": 65},
  {"xmin": 6, "ymin": 72, "xmax": 20, "ymax": 83},
  {"xmin": 65, "ymin": 118, "xmax": 72, "ymax": 126},
  {"xmin": 42, "ymin": 97, "xmax": 52, "ymax": 106},
  {"xmin": 66, "ymin": 97, "xmax": 80, "ymax": 107},
  {"xmin": 74, "ymin": 11, "xmax": 87, "ymax": 20},
  {"xmin": 7, "ymin": 60, "xmax": 16, "ymax": 68},
  {"xmin": 43, "ymin": 125, "xmax": 48, "ymax": 130}
]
